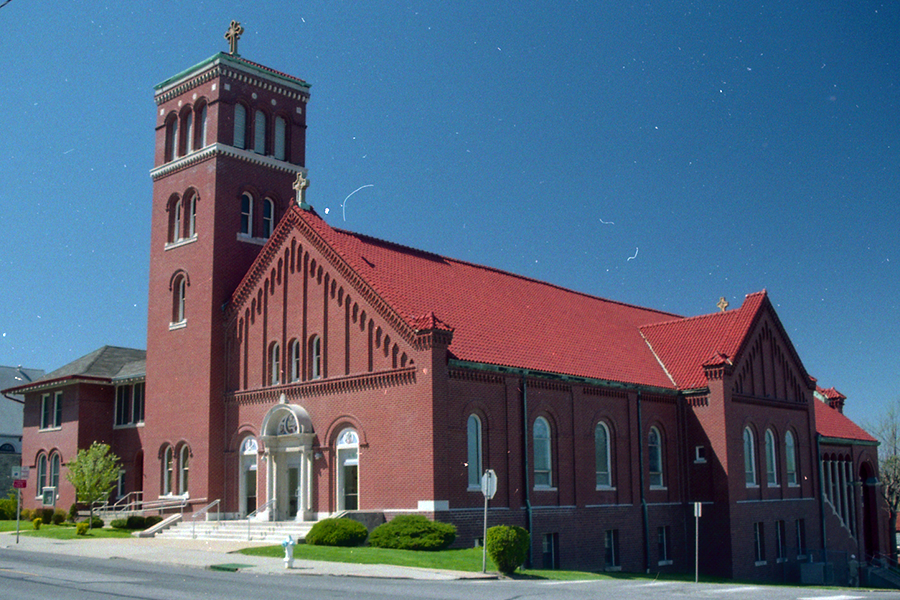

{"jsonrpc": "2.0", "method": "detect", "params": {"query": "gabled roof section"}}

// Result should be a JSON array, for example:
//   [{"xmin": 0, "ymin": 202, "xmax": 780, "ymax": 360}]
[
  {"xmin": 640, "ymin": 291, "xmax": 769, "ymax": 389},
  {"xmin": 2, "ymin": 346, "xmax": 145, "ymax": 394},
  {"xmin": 814, "ymin": 399, "xmax": 877, "ymax": 443},
  {"xmin": 230, "ymin": 204, "xmax": 682, "ymax": 388}
]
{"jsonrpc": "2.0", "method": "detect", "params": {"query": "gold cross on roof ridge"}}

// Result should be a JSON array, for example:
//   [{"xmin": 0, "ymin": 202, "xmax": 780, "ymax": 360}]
[{"xmin": 225, "ymin": 20, "xmax": 244, "ymax": 56}]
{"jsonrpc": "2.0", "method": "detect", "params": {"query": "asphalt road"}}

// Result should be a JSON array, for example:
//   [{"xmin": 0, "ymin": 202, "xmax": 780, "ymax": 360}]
[{"xmin": 2, "ymin": 549, "xmax": 900, "ymax": 600}]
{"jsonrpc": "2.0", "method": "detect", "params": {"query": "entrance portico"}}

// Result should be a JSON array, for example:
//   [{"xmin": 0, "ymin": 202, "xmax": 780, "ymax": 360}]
[{"xmin": 259, "ymin": 400, "xmax": 315, "ymax": 521}]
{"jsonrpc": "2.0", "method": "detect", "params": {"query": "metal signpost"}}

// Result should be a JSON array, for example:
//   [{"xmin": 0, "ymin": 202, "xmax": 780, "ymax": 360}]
[
  {"xmin": 11, "ymin": 467, "xmax": 28, "ymax": 544},
  {"xmin": 481, "ymin": 469, "xmax": 497, "ymax": 573},
  {"xmin": 694, "ymin": 501, "xmax": 702, "ymax": 583}
]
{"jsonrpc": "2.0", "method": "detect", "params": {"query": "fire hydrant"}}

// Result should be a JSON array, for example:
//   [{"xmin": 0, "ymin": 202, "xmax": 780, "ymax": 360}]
[{"xmin": 282, "ymin": 535, "xmax": 295, "ymax": 569}]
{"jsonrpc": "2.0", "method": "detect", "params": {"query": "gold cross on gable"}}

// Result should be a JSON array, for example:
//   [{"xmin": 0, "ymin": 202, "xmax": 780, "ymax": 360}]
[
  {"xmin": 293, "ymin": 172, "xmax": 310, "ymax": 209},
  {"xmin": 225, "ymin": 20, "xmax": 244, "ymax": 56},
  {"xmin": 717, "ymin": 296, "xmax": 729, "ymax": 312}
]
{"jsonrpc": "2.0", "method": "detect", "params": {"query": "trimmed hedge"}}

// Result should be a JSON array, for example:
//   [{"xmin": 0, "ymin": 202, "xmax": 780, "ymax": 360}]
[
  {"xmin": 126, "ymin": 515, "xmax": 147, "ymax": 530},
  {"xmin": 486, "ymin": 525, "xmax": 529, "ymax": 574},
  {"xmin": 305, "ymin": 518, "xmax": 369, "ymax": 547},
  {"xmin": 144, "ymin": 515, "xmax": 162, "ymax": 527},
  {"xmin": 52, "ymin": 509, "xmax": 66, "ymax": 525},
  {"xmin": 367, "ymin": 515, "xmax": 456, "ymax": 551},
  {"xmin": 76, "ymin": 522, "xmax": 89, "ymax": 535}
]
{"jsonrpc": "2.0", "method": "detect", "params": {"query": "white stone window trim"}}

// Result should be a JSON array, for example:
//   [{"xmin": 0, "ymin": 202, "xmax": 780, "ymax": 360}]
[
  {"xmin": 164, "ymin": 235, "xmax": 198, "ymax": 251},
  {"xmin": 169, "ymin": 319, "xmax": 187, "ymax": 331}
]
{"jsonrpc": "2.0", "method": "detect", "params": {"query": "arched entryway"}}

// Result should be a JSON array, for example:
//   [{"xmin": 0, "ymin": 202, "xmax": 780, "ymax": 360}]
[
  {"xmin": 336, "ymin": 428, "xmax": 359, "ymax": 511},
  {"xmin": 259, "ymin": 399, "xmax": 315, "ymax": 521},
  {"xmin": 238, "ymin": 437, "xmax": 258, "ymax": 516}
]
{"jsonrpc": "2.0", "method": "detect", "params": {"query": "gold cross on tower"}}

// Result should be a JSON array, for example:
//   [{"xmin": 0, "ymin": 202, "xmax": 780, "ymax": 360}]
[
  {"xmin": 293, "ymin": 172, "xmax": 311, "ymax": 210},
  {"xmin": 225, "ymin": 20, "xmax": 244, "ymax": 56},
  {"xmin": 716, "ymin": 296, "xmax": 729, "ymax": 312}
]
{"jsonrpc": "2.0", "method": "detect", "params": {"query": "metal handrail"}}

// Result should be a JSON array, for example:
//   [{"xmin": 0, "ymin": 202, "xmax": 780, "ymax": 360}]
[
  {"xmin": 190, "ymin": 499, "xmax": 221, "ymax": 538},
  {"xmin": 246, "ymin": 498, "xmax": 276, "ymax": 540}
]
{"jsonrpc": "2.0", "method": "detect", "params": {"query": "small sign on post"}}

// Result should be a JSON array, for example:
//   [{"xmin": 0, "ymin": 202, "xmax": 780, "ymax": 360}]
[
  {"xmin": 481, "ymin": 469, "xmax": 498, "ymax": 573},
  {"xmin": 694, "ymin": 502, "xmax": 702, "ymax": 583},
  {"xmin": 12, "ymin": 480, "xmax": 26, "ymax": 489}
]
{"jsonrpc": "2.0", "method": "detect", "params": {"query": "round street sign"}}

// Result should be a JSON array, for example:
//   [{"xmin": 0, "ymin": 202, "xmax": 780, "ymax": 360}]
[{"xmin": 481, "ymin": 469, "xmax": 497, "ymax": 500}]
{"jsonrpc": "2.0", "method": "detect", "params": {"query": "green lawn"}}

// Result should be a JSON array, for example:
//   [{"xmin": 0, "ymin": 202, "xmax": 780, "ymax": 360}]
[
  {"xmin": 0, "ymin": 520, "xmax": 135, "ymax": 539},
  {"xmin": 239, "ymin": 544, "xmax": 614, "ymax": 580}
]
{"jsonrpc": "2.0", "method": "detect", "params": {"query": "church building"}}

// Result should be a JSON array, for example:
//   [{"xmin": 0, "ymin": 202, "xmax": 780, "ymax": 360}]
[{"xmin": 5, "ymin": 27, "xmax": 887, "ymax": 582}]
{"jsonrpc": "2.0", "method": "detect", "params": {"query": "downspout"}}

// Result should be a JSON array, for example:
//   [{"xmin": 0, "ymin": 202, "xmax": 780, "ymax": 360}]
[
  {"xmin": 522, "ymin": 376, "xmax": 533, "ymax": 568},
  {"xmin": 637, "ymin": 390, "xmax": 650, "ymax": 573},
  {"xmin": 816, "ymin": 433, "xmax": 827, "ymax": 554}
]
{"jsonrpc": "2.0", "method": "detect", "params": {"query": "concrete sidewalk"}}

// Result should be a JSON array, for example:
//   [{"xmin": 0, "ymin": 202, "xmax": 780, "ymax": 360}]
[{"xmin": 0, "ymin": 531, "xmax": 496, "ymax": 580}]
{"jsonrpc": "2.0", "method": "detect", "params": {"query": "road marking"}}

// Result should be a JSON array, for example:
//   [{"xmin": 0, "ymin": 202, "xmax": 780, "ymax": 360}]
[
  {"xmin": 796, "ymin": 596, "xmax": 865, "ymax": 600},
  {"xmin": 710, "ymin": 587, "xmax": 762, "ymax": 593}
]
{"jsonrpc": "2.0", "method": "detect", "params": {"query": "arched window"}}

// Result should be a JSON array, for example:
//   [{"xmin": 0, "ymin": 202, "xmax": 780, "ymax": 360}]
[
  {"xmin": 234, "ymin": 104, "xmax": 247, "ymax": 149},
  {"xmin": 50, "ymin": 452, "xmax": 61, "ymax": 490},
  {"xmin": 172, "ymin": 273, "xmax": 187, "ymax": 324},
  {"xmin": 186, "ymin": 192, "xmax": 197, "ymax": 238},
  {"xmin": 765, "ymin": 429, "xmax": 778, "ymax": 486},
  {"xmin": 274, "ymin": 116, "xmax": 287, "ymax": 160},
  {"xmin": 195, "ymin": 102, "xmax": 207, "ymax": 149},
  {"xmin": 648, "ymin": 426, "xmax": 664, "ymax": 488},
  {"xmin": 180, "ymin": 109, "xmax": 193, "ymax": 155},
  {"xmin": 37, "ymin": 453, "xmax": 47, "ymax": 492},
  {"xmin": 744, "ymin": 427, "xmax": 757, "ymax": 486},
  {"xmin": 170, "ymin": 197, "xmax": 183, "ymax": 243},
  {"xmin": 289, "ymin": 339, "xmax": 301, "ymax": 382},
  {"xmin": 785, "ymin": 431, "xmax": 798, "ymax": 485},
  {"xmin": 0, "ymin": 443, "xmax": 14, "ymax": 452},
  {"xmin": 308, "ymin": 335, "xmax": 322, "ymax": 380},
  {"xmin": 533, "ymin": 416, "xmax": 552, "ymax": 488},
  {"xmin": 164, "ymin": 114, "xmax": 178, "ymax": 162},
  {"xmin": 270, "ymin": 342, "xmax": 281, "ymax": 385},
  {"xmin": 595, "ymin": 422, "xmax": 612, "ymax": 488},
  {"xmin": 162, "ymin": 446, "xmax": 174, "ymax": 495},
  {"xmin": 263, "ymin": 198, "xmax": 275, "ymax": 238},
  {"xmin": 254, "ymin": 110, "xmax": 267, "ymax": 154},
  {"xmin": 240, "ymin": 192, "xmax": 253, "ymax": 236},
  {"xmin": 178, "ymin": 445, "xmax": 190, "ymax": 495},
  {"xmin": 467, "ymin": 414, "xmax": 482, "ymax": 488}
]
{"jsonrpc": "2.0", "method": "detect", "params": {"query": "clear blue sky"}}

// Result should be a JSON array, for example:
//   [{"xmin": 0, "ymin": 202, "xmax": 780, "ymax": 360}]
[{"xmin": 1, "ymin": 2, "xmax": 897, "ymax": 428}]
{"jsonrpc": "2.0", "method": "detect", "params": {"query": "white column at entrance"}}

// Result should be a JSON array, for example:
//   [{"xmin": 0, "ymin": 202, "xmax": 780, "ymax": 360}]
[
  {"xmin": 305, "ymin": 448, "xmax": 313, "ymax": 518},
  {"xmin": 298, "ymin": 448, "xmax": 308, "ymax": 521},
  {"xmin": 266, "ymin": 450, "xmax": 275, "ymax": 520}
]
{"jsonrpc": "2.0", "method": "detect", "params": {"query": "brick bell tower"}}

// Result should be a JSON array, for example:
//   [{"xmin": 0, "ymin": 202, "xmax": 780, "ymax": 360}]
[{"xmin": 145, "ymin": 22, "xmax": 310, "ymax": 508}]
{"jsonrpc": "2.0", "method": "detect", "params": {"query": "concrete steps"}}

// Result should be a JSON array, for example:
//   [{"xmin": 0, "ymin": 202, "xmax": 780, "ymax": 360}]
[{"xmin": 156, "ymin": 520, "xmax": 314, "ymax": 543}]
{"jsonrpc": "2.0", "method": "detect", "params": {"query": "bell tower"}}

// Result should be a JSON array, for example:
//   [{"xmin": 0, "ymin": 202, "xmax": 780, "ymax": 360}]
[{"xmin": 144, "ymin": 24, "xmax": 310, "ymax": 505}]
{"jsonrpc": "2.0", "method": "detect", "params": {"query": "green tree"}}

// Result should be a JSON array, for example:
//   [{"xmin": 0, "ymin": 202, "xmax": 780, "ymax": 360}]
[
  {"xmin": 65, "ymin": 442, "xmax": 120, "ymax": 528},
  {"xmin": 867, "ymin": 400, "xmax": 900, "ymax": 561}
]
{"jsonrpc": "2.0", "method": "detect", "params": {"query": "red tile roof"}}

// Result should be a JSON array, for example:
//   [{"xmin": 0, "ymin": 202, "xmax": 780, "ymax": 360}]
[
  {"xmin": 639, "ymin": 291, "xmax": 768, "ymax": 389},
  {"xmin": 814, "ymin": 399, "xmax": 877, "ymax": 443},
  {"xmin": 293, "ymin": 207, "xmax": 681, "ymax": 388}
]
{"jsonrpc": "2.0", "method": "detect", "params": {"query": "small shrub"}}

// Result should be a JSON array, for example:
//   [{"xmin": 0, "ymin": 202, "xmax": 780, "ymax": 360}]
[
  {"xmin": 91, "ymin": 516, "xmax": 104, "ymax": 529},
  {"xmin": 20, "ymin": 508, "xmax": 33, "ymax": 521},
  {"xmin": 40, "ymin": 507, "xmax": 54, "ymax": 523},
  {"xmin": 110, "ymin": 518, "xmax": 128, "ymax": 529},
  {"xmin": 76, "ymin": 522, "xmax": 89, "ymax": 536},
  {"xmin": 486, "ymin": 525, "xmax": 529, "ymax": 574},
  {"xmin": 0, "ymin": 494, "xmax": 15, "ymax": 519},
  {"xmin": 368, "ymin": 515, "xmax": 456, "ymax": 551},
  {"xmin": 144, "ymin": 515, "xmax": 162, "ymax": 527},
  {"xmin": 32, "ymin": 517, "xmax": 42, "ymax": 530},
  {"xmin": 305, "ymin": 518, "xmax": 369, "ymax": 547},
  {"xmin": 68, "ymin": 503, "xmax": 79, "ymax": 522},
  {"xmin": 126, "ymin": 515, "xmax": 146, "ymax": 530},
  {"xmin": 52, "ymin": 509, "xmax": 66, "ymax": 525}
]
